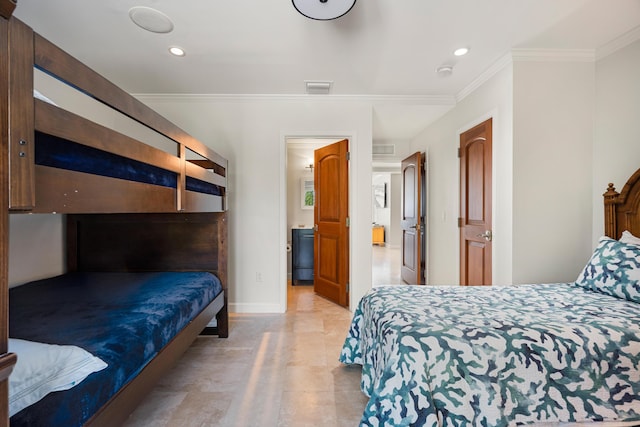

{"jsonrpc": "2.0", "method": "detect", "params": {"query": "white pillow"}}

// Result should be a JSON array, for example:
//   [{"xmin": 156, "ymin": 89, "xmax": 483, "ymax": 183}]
[
  {"xmin": 620, "ymin": 230, "xmax": 640, "ymax": 246},
  {"xmin": 8, "ymin": 338, "xmax": 107, "ymax": 416}
]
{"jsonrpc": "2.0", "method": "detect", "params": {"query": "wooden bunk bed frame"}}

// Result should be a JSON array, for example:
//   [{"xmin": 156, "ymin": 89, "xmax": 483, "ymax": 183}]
[{"xmin": 0, "ymin": 5, "xmax": 229, "ymax": 427}]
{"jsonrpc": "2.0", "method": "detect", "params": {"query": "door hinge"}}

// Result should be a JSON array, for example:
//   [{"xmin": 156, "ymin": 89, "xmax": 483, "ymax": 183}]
[
  {"xmin": 346, "ymin": 217, "xmax": 350, "ymax": 227},
  {"xmin": 346, "ymin": 282, "xmax": 350, "ymax": 292},
  {"xmin": 346, "ymin": 151, "xmax": 351, "ymax": 161},
  {"xmin": 457, "ymin": 148, "xmax": 461, "ymax": 158},
  {"xmin": 458, "ymin": 217, "xmax": 463, "ymax": 228}
]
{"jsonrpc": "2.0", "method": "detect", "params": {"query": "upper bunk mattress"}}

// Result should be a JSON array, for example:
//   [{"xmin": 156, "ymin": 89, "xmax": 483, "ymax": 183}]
[{"xmin": 8, "ymin": 271, "xmax": 223, "ymax": 427}]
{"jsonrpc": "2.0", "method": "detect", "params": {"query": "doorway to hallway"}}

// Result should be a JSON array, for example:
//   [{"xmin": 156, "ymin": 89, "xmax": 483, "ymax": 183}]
[
  {"xmin": 371, "ymin": 170, "xmax": 403, "ymax": 286},
  {"xmin": 372, "ymin": 245, "xmax": 402, "ymax": 286},
  {"xmin": 285, "ymin": 136, "xmax": 350, "ymax": 310}
]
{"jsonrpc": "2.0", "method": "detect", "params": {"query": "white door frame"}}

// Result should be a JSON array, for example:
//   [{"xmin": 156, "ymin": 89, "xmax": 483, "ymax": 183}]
[{"xmin": 280, "ymin": 131, "xmax": 363, "ymax": 312}]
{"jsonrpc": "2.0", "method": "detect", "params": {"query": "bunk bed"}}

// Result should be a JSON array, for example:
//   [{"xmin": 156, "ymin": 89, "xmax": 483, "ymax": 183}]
[
  {"xmin": 341, "ymin": 168, "xmax": 640, "ymax": 427},
  {"xmin": 0, "ymin": 7, "xmax": 229, "ymax": 427}
]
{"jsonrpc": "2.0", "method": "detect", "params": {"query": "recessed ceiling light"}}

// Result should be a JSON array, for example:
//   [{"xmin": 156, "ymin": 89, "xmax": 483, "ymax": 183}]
[
  {"xmin": 454, "ymin": 47, "xmax": 469, "ymax": 56},
  {"xmin": 169, "ymin": 46, "xmax": 185, "ymax": 57},
  {"xmin": 129, "ymin": 6, "xmax": 174, "ymax": 34}
]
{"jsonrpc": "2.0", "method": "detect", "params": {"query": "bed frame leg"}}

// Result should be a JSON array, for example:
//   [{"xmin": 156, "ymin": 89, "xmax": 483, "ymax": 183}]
[
  {"xmin": 199, "ymin": 303, "xmax": 229, "ymax": 338},
  {"xmin": 215, "ymin": 303, "xmax": 229, "ymax": 338}
]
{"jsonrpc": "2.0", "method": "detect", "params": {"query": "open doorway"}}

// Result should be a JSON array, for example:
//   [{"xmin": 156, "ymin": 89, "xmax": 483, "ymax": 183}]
[
  {"xmin": 371, "ymin": 165, "xmax": 403, "ymax": 286},
  {"xmin": 285, "ymin": 137, "xmax": 350, "ymax": 309}
]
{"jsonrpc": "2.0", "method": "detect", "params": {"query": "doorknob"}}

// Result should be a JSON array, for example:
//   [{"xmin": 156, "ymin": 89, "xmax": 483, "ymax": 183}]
[
  {"xmin": 476, "ymin": 230, "xmax": 492, "ymax": 241},
  {"xmin": 409, "ymin": 224, "xmax": 421, "ymax": 231}
]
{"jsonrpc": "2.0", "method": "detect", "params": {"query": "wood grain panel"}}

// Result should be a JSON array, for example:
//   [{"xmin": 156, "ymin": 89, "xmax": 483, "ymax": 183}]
[
  {"xmin": 402, "ymin": 232, "xmax": 416, "ymax": 270},
  {"xmin": 318, "ymin": 234, "xmax": 339, "ymax": 282},
  {"xmin": 185, "ymin": 161, "xmax": 227, "ymax": 187},
  {"xmin": 0, "ymin": 16, "xmax": 15, "ymax": 427},
  {"xmin": 400, "ymin": 152, "xmax": 425, "ymax": 285},
  {"xmin": 67, "ymin": 212, "xmax": 224, "ymax": 273},
  {"xmin": 314, "ymin": 140, "xmax": 349, "ymax": 307},
  {"xmin": 459, "ymin": 119, "xmax": 492, "ymax": 286},
  {"xmin": 8, "ymin": 18, "xmax": 34, "ymax": 210},
  {"xmin": 604, "ymin": 168, "xmax": 640, "ymax": 239},
  {"xmin": 188, "ymin": 159, "xmax": 226, "ymax": 177},
  {"xmin": 34, "ymin": 166, "xmax": 176, "ymax": 213},
  {"xmin": 466, "ymin": 141, "xmax": 485, "ymax": 222},
  {"xmin": 35, "ymin": 100, "xmax": 181, "ymax": 174},
  {"xmin": 0, "ymin": 14, "xmax": 10, "ymax": 354},
  {"xmin": 0, "ymin": 1, "xmax": 15, "ymax": 20}
]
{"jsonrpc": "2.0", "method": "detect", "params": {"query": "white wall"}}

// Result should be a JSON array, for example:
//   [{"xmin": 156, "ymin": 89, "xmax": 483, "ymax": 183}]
[
  {"xmin": 372, "ymin": 173, "xmax": 391, "ymax": 235},
  {"xmin": 286, "ymin": 145, "xmax": 315, "ymax": 278},
  {"xmin": 410, "ymin": 64, "xmax": 514, "ymax": 285},
  {"xmin": 287, "ymin": 150, "xmax": 315, "ymax": 232},
  {"xmin": 389, "ymin": 173, "xmax": 402, "ymax": 248},
  {"xmin": 593, "ymin": 39, "xmax": 640, "ymax": 243},
  {"xmin": 512, "ymin": 60, "xmax": 594, "ymax": 284},
  {"xmin": 135, "ymin": 96, "xmax": 373, "ymax": 313},
  {"xmin": 8, "ymin": 214, "xmax": 64, "ymax": 287}
]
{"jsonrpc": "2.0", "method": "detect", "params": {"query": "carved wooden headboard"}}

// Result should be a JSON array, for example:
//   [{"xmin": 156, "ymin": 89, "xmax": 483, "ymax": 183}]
[{"xmin": 604, "ymin": 168, "xmax": 640, "ymax": 239}]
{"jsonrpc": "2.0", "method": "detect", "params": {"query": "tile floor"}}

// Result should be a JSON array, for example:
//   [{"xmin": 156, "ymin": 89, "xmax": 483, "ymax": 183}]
[
  {"xmin": 371, "ymin": 245, "xmax": 402, "ymax": 286},
  {"xmin": 124, "ymin": 246, "xmax": 401, "ymax": 426},
  {"xmin": 123, "ymin": 285, "xmax": 368, "ymax": 427}
]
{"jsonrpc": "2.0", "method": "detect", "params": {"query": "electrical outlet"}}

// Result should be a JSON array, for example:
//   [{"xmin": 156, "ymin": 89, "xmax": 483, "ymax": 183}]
[{"xmin": 256, "ymin": 272, "xmax": 263, "ymax": 282}]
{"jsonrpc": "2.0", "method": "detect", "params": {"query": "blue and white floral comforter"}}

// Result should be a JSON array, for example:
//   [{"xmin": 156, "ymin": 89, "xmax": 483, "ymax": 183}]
[{"xmin": 340, "ymin": 284, "xmax": 640, "ymax": 426}]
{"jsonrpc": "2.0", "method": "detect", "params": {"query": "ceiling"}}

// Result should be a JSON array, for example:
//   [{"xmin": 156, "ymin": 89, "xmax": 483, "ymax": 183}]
[{"xmin": 13, "ymin": 0, "xmax": 640, "ymax": 143}]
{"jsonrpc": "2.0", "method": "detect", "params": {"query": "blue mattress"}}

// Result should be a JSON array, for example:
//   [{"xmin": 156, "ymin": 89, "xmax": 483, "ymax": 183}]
[
  {"xmin": 8, "ymin": 271, "xmax": 223, "ymax": 427},
  {"xmin": 35, "ymin": 131, "xmax": 224, "ymax": 196}
]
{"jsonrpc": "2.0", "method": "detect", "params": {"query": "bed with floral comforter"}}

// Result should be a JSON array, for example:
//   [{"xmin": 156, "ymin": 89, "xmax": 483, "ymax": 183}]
[{"xmin": 340, "ymin": 237, "xmax": 640, "ymax": 426}]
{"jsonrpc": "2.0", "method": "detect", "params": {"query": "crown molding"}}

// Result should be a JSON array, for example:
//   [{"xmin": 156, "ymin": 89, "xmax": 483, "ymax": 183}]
[
  {"xmin": 596, "ymin": 25, "xmax": 640, "ymax": 60},
  {"xmin": 510, "ymin": 48, "xmax": 595, "ymax": 62},
  {"xmin": 134, "ymin": 93, "xmax": 456, "ymax": 106},
  {"xmin": 455, "ymin": 46, "xmax": 603, "ymax": 103},
  {"xmin": 456, "ymin": 52, "xmax": 512, "ymax": 103},
  {"xmin": 136, "ymin": 30, "xmax": 640, "ymax": 112}
]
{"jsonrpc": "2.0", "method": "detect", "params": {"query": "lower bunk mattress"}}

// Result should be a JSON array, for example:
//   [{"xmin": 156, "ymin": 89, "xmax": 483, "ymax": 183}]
[{"xmin": 8, "ymin": 271, "xmax": 223, "ymax": 427}]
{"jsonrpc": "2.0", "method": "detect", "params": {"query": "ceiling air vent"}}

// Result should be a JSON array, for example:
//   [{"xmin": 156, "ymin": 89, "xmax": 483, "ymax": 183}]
[{"xmin": 372, "ymin": 144, "xmax": 395, "ymax": 155}]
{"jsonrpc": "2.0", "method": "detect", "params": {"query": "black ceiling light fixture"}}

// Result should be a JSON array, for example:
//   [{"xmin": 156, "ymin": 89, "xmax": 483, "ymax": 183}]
[{"xmin": 292, "ymin": 0, "xmax": 356, "ymax": 21}]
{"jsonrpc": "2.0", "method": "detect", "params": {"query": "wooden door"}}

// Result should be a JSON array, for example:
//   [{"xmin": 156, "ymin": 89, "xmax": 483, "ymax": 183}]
[
  {"xmin": 400, "ymin": 152, "xmax": 425, "ymax": 285},
  {"xmin": 459, "ymin": 119, "xmax": 492, "ymax": 286},
  {"xmin": 314, "ymin": 139, "xmax": 349, "ymax": 307}
]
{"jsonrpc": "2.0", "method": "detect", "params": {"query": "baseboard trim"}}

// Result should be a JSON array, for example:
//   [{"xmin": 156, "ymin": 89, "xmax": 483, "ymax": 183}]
[{"xmin": 229, "ymin": 302, "xmax": 284, "ymax": 314}]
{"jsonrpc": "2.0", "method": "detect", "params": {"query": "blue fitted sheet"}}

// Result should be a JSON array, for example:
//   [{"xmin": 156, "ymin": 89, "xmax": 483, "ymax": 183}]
[{"xmin": 8, "ymin": 271, "xmax": 222, "ymax": 427}]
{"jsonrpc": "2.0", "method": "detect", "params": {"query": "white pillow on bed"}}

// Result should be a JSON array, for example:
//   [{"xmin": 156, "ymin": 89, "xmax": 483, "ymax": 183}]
[
  {"xmin": 8, "ymin": 338, "xmax": 107, "ymax": 417},
  {"xmin": 620, "ymin": 230, "xmax": 640, "ymax": 246}
]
